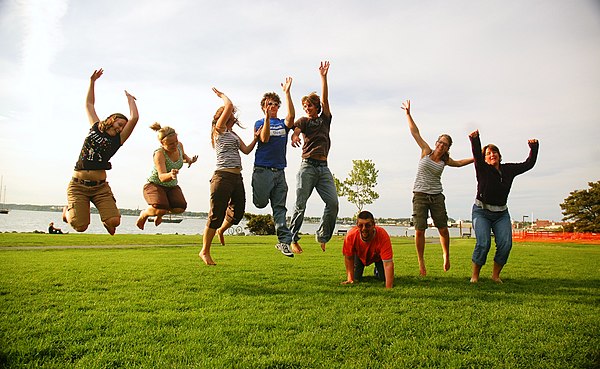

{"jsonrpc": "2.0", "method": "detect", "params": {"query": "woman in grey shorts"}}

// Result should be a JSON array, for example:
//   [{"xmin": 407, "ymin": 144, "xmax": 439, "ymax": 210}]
[{"xmin": 402, "ymin": 100, "xmax": 473, "ymax": 276}]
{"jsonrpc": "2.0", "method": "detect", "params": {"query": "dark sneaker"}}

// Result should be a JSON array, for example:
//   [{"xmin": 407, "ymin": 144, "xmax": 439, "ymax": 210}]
[{"xmin": 275, "ymin": 243, "xmax": 294, "ymax": 258}]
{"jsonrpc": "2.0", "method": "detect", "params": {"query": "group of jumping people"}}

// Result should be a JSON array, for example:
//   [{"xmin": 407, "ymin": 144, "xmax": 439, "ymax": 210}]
[{"xmin": 62, "ymin": 61, "xmax": 539, "ymax": 285}]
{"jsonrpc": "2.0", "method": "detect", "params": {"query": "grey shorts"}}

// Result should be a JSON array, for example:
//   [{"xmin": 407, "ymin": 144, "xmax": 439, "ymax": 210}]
[{"xmin": 412, "ymin": 192, "xmax": 448, "ymax": 230}]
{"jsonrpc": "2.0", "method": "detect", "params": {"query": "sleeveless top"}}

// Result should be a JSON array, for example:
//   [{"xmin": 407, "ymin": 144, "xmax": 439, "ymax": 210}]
[
  {"xmin": 74, "ymin": 122, "xmax": 122, "ymax": 170},
  {"xmin": 412, "ymin": 154, "xmax": 445, "ymax": 194},
  {"xmin": 215, "ymin": 130, "xmax": 242, "ymax": 170},
  {"xmin": 148, "ymin": 144, "xmax": 183, "ymax": 187}
]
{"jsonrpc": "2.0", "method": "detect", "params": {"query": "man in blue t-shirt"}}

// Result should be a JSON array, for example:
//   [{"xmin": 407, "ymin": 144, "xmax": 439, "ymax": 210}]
[{"xmin": 252, "ymin": 77, "xmax": 295, "ymax": 257}]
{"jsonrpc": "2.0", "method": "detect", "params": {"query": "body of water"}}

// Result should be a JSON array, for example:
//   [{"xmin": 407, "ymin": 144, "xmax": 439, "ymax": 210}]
[{"xmin": 0, "ymin": 209, "xmax": 466, "ymax": 238}]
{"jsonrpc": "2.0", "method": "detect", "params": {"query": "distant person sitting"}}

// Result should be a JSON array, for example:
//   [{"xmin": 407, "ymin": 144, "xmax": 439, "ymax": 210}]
[
  {"xmin": 341, "ymin": 211, "xmax": 395, "ymax": 288},
  {"xmin": 48, "ymin": 222, "xmax": 64, "ymax": 234}
]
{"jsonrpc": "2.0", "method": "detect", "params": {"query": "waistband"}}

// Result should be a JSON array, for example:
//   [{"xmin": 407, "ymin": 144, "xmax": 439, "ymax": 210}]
[
  {"xmin": 303, "ymin": 158, "xmax": 328, "ymax": 167},
  {"xmin": 255, "ymin": 165, "xmax": 283, "ymax": 172},
  {"xmin": 72, "ymin": 177, "xmax": 106, "ymax": 187}
]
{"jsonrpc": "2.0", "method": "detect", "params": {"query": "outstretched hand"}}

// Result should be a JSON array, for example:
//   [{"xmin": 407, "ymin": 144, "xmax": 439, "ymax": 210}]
[
  {"xmin": 124, "ymin": 90, "xmax": 136, "ymax": 100},
  {"xmin": 401, "ymin": 100, "xmax": 411, "ymax": 115},
  {"xmin": 91, "ymin": 68, "xmax": 103, "ymax": 81},
  {"xmin": 281, "ymin": 77, "xmax": 292, "ymax": 93},
  {"xmin": 319, "ymin": 61, "xmax": 330, "ymax": 77},
  {"xmin": 187, "ymin": 155, "xmax": 198, "ymax": 168},
  {"xmin": 212, "ymin": 87, "xmax": 224, "ymax": 98},
  {"xmin": 291, "ymin": 132, "xmax": 301, "ymax": 148}
]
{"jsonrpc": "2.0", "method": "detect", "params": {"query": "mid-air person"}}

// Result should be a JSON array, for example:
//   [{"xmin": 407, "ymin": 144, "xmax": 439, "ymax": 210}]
[
  {"xmin": 63, "ymin": 68, "xmax": 139, "ymax": 235},
  {"xmin": 402, "ymin": 100, "xmax": 473, "ymax": 276}
]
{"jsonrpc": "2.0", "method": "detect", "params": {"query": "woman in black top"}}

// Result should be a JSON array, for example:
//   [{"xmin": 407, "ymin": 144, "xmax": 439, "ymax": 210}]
[{"xmin": 469, "ymin": 130, "xmax": 539, "ymax": 283}]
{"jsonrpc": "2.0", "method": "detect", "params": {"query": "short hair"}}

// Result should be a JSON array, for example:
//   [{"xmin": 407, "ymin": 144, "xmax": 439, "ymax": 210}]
[
  {"xmin": 301, "ymin": 92, "xmax": 321, "ymax": 114},
  {"xmin": 482, "ymin": 144, "xmax": 502, "ymax": 162},
  {"xmin": 260, "ymin": 92, "xmax": 281, "ymax": 112},
  {"xmin": 357, "ymin": 210, "xmax": 375, "ymax": 222}
]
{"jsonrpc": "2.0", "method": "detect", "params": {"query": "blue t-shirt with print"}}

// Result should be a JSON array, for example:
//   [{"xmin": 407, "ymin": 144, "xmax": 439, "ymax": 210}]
[{"xmin": 254, "ymin": 118, "xmax": 290, "ymax": 169}]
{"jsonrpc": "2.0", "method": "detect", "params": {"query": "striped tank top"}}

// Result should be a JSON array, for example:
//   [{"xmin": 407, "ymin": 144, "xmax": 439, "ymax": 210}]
[
  {"xmin": 412, "ymin": 154, "xmax": 445, "ymax": 194},
  {"xmin": 215, "ymin": 130, "xmax": 242, "ymax": 170}
]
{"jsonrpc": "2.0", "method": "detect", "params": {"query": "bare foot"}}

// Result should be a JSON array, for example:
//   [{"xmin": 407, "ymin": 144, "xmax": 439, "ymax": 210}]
[
  {"xmin": 443, "ymin": 256, "xmax": 450, "ymax": 272},
  {"xmin": 199, "ymin": 252, "xmax": 216, "ymax": 266},
  {"xmin": 491, "ymin": 277, "xmax": 503, "ymax": 284},
  {"xmin": 62, "ymin": 206, "xmax": 68, "ymax": 223},
  {"xmin": 419, "ymin": 263, "xmax": 427, "ymax": 277},
  {"xmin": 154, "ymin": 215, "xmax": 163, "ymax": 227},
  {"xmin": 320, "ymin": 242, "xmax": 326, "ymax": 252},
  {"xmin": 291, "ymin": 242, "xmax": 303, "ymax": 254},
  {"xmin": 217, "ymin": 229, "xmax": 225, "ymax": 245},
  {"xmin": 470, "ymin": 277, "xmax": 479, "ymax": 283},
  {"xmin": 136, "ymin": 213, "xmax": 147, "ymax": 230}
]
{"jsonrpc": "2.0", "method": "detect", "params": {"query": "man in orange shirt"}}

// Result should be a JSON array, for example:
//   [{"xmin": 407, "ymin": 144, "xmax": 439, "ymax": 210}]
[{"xmin": 342, "ymin": 211, "xmax": 395, "ymax": 288}]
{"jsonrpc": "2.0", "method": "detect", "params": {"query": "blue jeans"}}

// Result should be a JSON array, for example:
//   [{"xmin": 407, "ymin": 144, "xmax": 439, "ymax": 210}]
[
  {"xmin": 251, "ymin": 166, "xmax": 292, "ymax": 245},
  {"xmin": 290, "ymin": 160, "xmax": 339, "ymax": 243},
  {"xmin": 471, "ymin": 204, "xmax": 513, "ymax": 266}
]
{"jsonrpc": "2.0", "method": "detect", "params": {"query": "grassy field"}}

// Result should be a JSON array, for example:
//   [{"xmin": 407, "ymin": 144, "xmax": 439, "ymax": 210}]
[{"xmin": 0, "ymin": 233, "xmax": 599, "ymax": 368}]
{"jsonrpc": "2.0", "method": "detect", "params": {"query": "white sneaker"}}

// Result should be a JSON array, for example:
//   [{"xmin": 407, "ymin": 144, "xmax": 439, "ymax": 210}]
[{"xmin": 275, "ymin": 243, "xmax": 294, "ymax": 258}]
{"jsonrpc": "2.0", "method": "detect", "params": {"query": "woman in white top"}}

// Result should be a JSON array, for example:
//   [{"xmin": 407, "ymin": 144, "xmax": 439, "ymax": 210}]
[
  {"xmin": 402, "ymin": 100, "xmax": 473, "ymax": 276},
  {"xmin": 199, "ymin": 88, "xmax": 260, "ymax": 265}
]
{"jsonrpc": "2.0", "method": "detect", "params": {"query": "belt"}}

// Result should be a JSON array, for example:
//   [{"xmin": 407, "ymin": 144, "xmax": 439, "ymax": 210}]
[
  {"xmin": 256, "ymin": 165, "xmax": 283, "ymax": 172},
  {"xmin": 303, "ymin": 158, "xmax": 328, "ymax": 167},
  {"xmin": 72, "ymin": 177, "xmax": 106, "ymax": 186}
]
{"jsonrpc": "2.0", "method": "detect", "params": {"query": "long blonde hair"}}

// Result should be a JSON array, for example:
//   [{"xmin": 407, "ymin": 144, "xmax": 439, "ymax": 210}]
[{"xmin": 211, "ymin": 106, "xmax": 242, "ymax": 148}]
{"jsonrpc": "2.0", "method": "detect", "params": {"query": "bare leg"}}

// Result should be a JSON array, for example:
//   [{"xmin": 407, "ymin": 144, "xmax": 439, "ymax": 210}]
[
  {"xmin": 320, "ymin": 242, "xmax": 326, "ymax": 252},
  {"xmin": 438, "ymin": 227, "xmax": 451, "ymax": 272},
  {"xmin": 62, "ymin": 206, "xmax": 68, "ymax": 223},
  {"xmin": 217, "ymin": 219, "xmax": 233, "ymax": 245},
  {"xmin": 492, "ymin": 262, "xmax": 504, "ymax": 283},
  {"xmin": 291, "ymin": 242, "xmax": 303, "ymax": 254},
  {"xmin": 154, "ymin": 209, "xmax": 168, "ymax": 227},
  {"xmin": 415, "ymin": 229, "xmax": 427, "ymax": 276},
  {"xmin": 200, "ymin": 226, "xmax": 217, "ymax": 265},
  {"xmin": 136, "ymin": 209, "xmax": 149, "ymax": 230},
  {"xmin": 470, "ymin": 262, "xmax": 482, "ymax": 283}
]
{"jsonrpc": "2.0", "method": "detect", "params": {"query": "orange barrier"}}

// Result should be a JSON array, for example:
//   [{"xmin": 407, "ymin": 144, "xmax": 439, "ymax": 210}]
[{"xmin": 512, "ymin": 231, "xmax": 600, "ymax": 244}]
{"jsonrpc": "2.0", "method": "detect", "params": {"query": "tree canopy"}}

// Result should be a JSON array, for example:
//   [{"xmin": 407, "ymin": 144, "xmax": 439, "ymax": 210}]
[
  {"xmin": 560, "ymin": 180, "xmax": 600, "ymax": 233},
  {"xmin": 334, "ymin": 159, "xmax": 379, "ymax": 215}
]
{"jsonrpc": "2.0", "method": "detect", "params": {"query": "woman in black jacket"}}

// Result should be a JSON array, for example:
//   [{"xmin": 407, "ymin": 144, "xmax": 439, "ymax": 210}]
[{"xmin": 469, "ymin": 130, "xmax": 539, "ymax": 283}]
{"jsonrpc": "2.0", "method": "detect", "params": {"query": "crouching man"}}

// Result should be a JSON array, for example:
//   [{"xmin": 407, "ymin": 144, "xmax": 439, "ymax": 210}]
[{"xmin": 342, "ymin": 210, "xmax": 395, "ymax": 288}]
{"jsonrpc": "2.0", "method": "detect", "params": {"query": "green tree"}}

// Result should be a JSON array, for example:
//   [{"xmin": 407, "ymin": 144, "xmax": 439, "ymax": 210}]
[
  {"xmin": 244, "ymin": 213, "xmax": 275, "ymax": 235},
  {"xmin": 334, "ymin": 159, "xmax": 379, "ymax": 215},
  {"xmin": 560, "ymin": 180, "xmax": 600, "ymax": 232}
]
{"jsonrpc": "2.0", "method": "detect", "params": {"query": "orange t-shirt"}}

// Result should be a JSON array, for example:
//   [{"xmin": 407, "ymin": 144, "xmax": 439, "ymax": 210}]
[{"xmin": 342, "ymin": 226, "xmax": 393, "ymax": 266}]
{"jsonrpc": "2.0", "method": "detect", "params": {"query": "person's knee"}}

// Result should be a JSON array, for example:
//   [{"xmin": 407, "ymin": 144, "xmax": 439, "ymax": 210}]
[
  {"xmin": 105, "ymin": 217, "xmax": 121, "ymax": 228},
  {"xmin": 170, "ymin": 208, "xmax": 184, "ymax": 214},
  {"xmin": 73, "ymin": 224, "xmax": 88, "ymax": 232}
]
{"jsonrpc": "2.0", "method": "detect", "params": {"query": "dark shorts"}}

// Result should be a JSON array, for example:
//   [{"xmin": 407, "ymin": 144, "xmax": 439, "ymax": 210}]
[
  {"xmin": 67, "ymin": 180, "xmax": 120, "ymax": 229},
  {"xmin": 207, "ymin": 171, "xmax": 246, "ymax": 229},
  {"xmin": 412, "ymin": 192, "xmax": 448, "ymax": 230},
  {"xmin": 143, "ymin": 182, "xmax": 187, "ymax": 210}
]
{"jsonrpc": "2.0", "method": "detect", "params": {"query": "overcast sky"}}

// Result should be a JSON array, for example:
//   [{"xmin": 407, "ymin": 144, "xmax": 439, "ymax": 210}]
[{"xmin": 1, "ymin": 0, "xmax": 599, "ymax": 223}]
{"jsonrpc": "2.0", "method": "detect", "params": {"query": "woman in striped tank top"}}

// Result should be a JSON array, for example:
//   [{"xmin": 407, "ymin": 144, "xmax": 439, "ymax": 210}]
[
  {"xmin": 402, "ymin": 100, "xmax": 474, "ymax": 276},
  {"xmin": 199, "ymin": 88, "xmax": 260, "ymax": 266}
]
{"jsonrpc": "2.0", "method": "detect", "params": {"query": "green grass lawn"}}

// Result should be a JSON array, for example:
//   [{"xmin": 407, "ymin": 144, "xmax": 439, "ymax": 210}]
[{"xmin": 0, "ymin": 234, "xmax": 598, "ymax": 368}]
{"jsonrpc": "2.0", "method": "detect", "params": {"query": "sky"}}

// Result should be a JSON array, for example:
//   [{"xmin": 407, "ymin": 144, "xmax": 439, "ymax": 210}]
[{"xmin": 1, "ymin": 0, "xmax": 599, "ymax": 223}]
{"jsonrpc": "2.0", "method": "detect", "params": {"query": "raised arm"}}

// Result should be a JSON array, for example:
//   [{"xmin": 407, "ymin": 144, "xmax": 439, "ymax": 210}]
[
  {"xmin": 212, "ymin": 87, "xmax": 234, "ymax": 134},
  {"xmin": 119, "ymin": 90, "xmax": 139, "ymax": 144},
  {"xmin": 402, "ymin": 100, "xmax": 431, "ymax": 157},
  {"xmin": 259, "ymin": 102, "xmax": 271, "ymax": 143},
  {"xmin": 282, "ymin": 77, "xmax": 295, "ymax": 128},
  {"xmin": 469, "ymin": 130, "xmax": 484, "ymax": 166},
  {"xmin": 319, "ymin": 61, "xmax": 331, "ymax": 118},
  {"xmin": 86, "ymin": 69, "xmax": 103, "ymax": 125}
]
